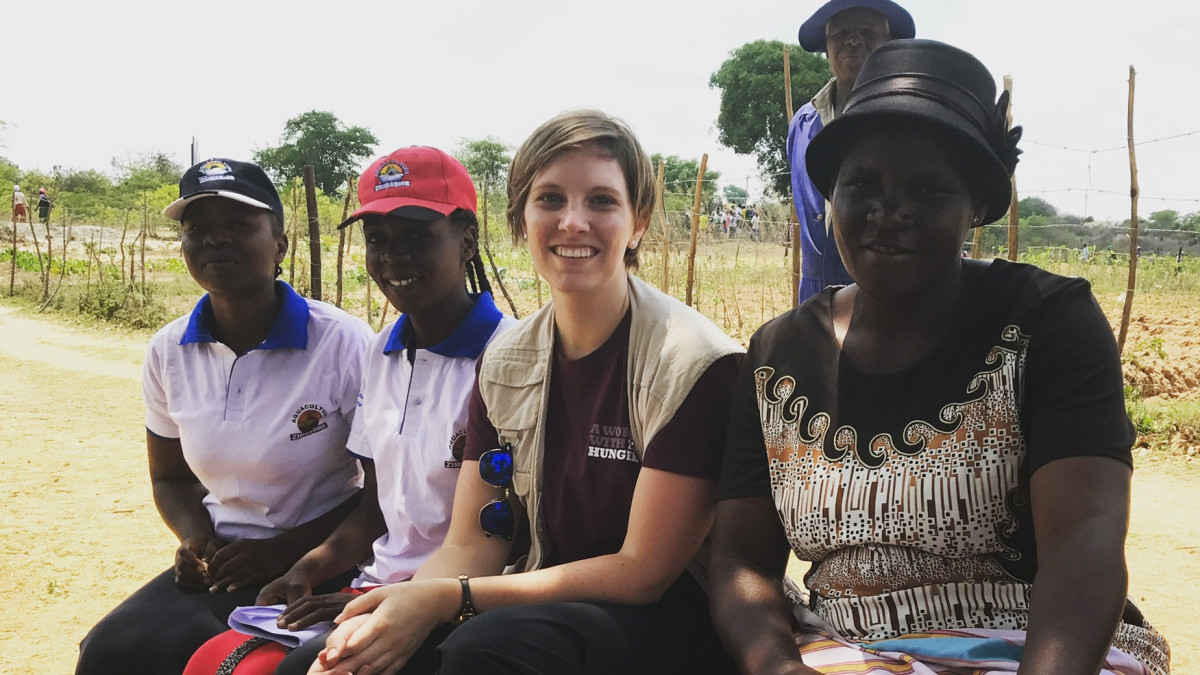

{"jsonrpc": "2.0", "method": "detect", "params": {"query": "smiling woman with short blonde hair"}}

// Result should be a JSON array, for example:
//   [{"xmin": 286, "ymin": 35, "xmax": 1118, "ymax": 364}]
[{"xmin": 309, "ymin": 110, "xmax": 746, "ymax": 675}]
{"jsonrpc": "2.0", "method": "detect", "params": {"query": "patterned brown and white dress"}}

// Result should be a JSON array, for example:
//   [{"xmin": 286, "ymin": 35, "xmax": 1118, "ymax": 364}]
[{"xmin": 718, "ymin": 259, "xmax": 1170, "ymax": 674}]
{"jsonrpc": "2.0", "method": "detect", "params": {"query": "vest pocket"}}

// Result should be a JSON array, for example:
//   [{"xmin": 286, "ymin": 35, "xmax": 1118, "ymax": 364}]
[{"xmin": 480, "ymin": 349, "xmax": 546, "ymax": 433}]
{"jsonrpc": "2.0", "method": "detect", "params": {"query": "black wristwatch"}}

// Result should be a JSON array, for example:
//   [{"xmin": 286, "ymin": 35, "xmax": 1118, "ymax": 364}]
[{"xmin": 454, "ymin": 574, "xmax": 478, "ymax": 625}]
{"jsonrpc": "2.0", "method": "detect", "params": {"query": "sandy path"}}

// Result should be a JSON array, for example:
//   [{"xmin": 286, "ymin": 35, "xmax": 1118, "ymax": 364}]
[{"xmin": 0, "ymin": 304, "xmax": 1195, "ymax": 673}]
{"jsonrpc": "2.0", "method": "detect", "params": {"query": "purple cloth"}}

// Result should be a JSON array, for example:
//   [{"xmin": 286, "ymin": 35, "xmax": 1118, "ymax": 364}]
[
  {"xmin": 787, "ymin": 101, "xmax": 855, "ymax": 303},
  {"xmin": 227, "ymin": 605, "xmax": 332, "ymax": 648}
]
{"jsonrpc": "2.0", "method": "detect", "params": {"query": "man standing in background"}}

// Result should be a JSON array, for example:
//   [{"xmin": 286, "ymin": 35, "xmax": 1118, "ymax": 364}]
[{"xmin": 787, "ymin": 0, "xmax": 915, "ymax": 302}]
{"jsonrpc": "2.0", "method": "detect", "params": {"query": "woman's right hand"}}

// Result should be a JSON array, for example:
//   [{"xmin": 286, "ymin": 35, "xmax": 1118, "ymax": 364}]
[
  {"xmin": 310, "ymin": 579, "xmax": 460, "ymax": 675},
  {"xmin": 174, "ymin": 535, "xmax": 220, "ymax": 590}
]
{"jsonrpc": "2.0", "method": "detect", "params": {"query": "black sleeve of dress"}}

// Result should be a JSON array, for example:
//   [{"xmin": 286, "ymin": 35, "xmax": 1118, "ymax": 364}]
[
  {"xmin": 1021, "ymin": 278, "xmax": 1135, "ymax": 473},
  {"xmin": 716, "ymin": 332, "xmax": 773, "ymax": 501}
]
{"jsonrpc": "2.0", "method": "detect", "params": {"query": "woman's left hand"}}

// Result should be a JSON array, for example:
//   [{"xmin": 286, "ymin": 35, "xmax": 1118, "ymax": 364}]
[
  {"xmin": 308, "ymin": 579, "xmax": 459, "ymax": 675},
  {"xmin": 206, "ymin": 537, "xmax": 293, "ymax": 592}
]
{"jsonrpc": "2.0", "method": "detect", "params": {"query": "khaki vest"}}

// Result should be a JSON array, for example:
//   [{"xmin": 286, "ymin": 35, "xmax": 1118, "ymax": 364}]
[{"xmin": 477, "ymin": 274, "xmax": 744, "ymax": 577}]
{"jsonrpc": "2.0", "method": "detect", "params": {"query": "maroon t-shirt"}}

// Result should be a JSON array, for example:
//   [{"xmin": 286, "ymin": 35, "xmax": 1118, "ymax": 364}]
[{"xmin": 465, "ymin": 311, "xmax": 740, "ymax": 566}]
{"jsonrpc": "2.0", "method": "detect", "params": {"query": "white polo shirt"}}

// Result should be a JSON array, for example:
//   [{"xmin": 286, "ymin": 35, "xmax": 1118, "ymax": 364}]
[
  {"xmin": 350, "ymin": 292, "xmax": 514, "ymax": 586},
  {"xmin": 143, "ymin": 281, "xmax": 372, "ymax": 542}
]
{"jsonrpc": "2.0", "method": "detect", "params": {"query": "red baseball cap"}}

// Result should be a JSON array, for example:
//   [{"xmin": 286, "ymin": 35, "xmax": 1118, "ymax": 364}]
[{"xmin": 339, "ymin": 146, "xmax": 477, "ymax": 229}]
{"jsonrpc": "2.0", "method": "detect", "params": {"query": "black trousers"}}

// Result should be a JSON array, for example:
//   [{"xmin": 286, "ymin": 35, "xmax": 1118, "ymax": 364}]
[
  {"xmin": 75, "ymin": 567, "xmax": 356, "ymax": 675},
  {"xmin": 274, "ymin": 573, "xmax": 737, "ymax": 675}
]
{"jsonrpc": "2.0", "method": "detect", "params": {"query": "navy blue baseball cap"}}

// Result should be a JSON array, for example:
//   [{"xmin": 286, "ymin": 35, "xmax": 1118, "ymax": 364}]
[
  {"xmin": 798, "ymin": 0, "xmax": 915, "ymax": 53},
  {"xmin": 164, "ymin": 158, "xmax": 286, "ymax": 224}
]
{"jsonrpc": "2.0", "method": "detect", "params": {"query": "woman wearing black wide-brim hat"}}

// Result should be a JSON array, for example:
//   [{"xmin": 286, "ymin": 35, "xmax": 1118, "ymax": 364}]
[{"xmin": 710, "ymin": 39, "xmax": 1170, "ymax": 674}]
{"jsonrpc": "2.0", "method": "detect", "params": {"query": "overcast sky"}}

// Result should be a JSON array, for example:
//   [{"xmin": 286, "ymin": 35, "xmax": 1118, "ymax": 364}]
[{"xmin": 5, "ymin": 0, "xmax": 1198, "ymax": 221}]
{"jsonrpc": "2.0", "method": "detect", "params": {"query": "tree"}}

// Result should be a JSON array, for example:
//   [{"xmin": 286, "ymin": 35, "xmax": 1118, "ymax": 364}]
[
  {"xmin": 1147, "ymin": 209, "xmax": 1180, "ymax": 230},
  {"xmin": 256, "ymin": 111, "xmax": 378, "ymax": 197},
  {"xmin": 455, "ymin": 137, "xmax": 511, "ymax": 189},
  {"xmin": 649, "ymin": 153, "xmax": 721, "ymax": 212},
  {"xmin": 58, "ymin": 168, "xmax": 112, "ymax": 195},
  {"xmin": 709, "ymin": 40, "xmax": 830, "ymax": 197},
  {"xmin": 1181, "ymin": 212, "xmax": 1200, "ymax": 233},
  {"xmin": 1017, "ymin": 196, "xmax": 1057, "ymax": 218},
  {"xmin": 112, "ymin": 152, "xmax": 184, "ymax": 190},
  {"xmin": 56, "ymin": 168, "xmax": 114, "ymax": 221},
  {"xmin": 722, "ymin": 185, "xmax": 749, "ymax": 204},
  {"xmin": 0, "ymin": 157, "xmax": 17, "ymax": 190}
]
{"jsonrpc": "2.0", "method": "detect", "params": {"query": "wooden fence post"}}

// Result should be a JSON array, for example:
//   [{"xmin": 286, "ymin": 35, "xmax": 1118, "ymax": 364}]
[
  {"xmin": 784, "ymin": 44, "xmax": 802, "ymax": 307},
  {"xmin": 42, "ymin": 206, "xmax": 53, "ymax": 300},
  {"xmin": 303, "ymin": 165, "xmax": 322, "ymax": 300},
  {"xmin": 478, "ymin": 177, "xmax": 520, "ymax": 318},
  {"xmin": 784, "ymin": 46, "xmax": 794, "ymax": 121},
  {"xmin": 289, "ymin": 179, "xmax": 300, "ymax": 286},
  {"xmin": 336, "ymin": 173, "xmax": 354, "ymax": 307},
  {"xmin": 658, "ymin": 165, "xmax": 670, "ymax": 294},
  {"xmin": 140, "ymin": 193, "xmax": 148, "ymax": 291},
  {"xmin": 654, "ymin": 161, "xmax": 669, "ymax": 292},
  {"xmin": 1004, "ymin": 76, "xmax": 1019, "ymax": 261},
  {"xmin": 9, "ymin": 214, "xmax": 17, "ymax": 296},
  {"xmin": 685, "ymin": 154, "xmax": 708, "ymax": 306},
  {"xmin": 1117, "ymin": 66, "xmax": 1139, "ymax": 353},
  {"xmin": 40, "ymin": 207, "xmax": 72, "ymax": 311}
]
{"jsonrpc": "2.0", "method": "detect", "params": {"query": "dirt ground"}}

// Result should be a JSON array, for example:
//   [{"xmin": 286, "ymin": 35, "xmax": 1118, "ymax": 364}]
[{"xmin": 1, "ymin": 302, "xmax": 1197, "ymax": 674}]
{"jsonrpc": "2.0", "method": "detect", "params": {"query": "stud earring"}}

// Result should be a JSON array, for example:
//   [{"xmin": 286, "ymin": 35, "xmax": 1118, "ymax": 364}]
[{"xmin": 629, "ymin": 239, "xmax": 639, "ymax": 249}]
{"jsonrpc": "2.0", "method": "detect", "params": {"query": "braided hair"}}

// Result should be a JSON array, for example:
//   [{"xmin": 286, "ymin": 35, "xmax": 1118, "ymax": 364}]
[{"xmin": 450, "ymin": 208, "xmax": 491, "ymax": 295}]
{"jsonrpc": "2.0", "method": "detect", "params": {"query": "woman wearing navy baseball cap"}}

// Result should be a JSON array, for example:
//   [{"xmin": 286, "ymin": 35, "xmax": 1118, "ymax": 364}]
[{"xmin": 76, "ymin": 158, "xmax": 373, "ymax": 675}]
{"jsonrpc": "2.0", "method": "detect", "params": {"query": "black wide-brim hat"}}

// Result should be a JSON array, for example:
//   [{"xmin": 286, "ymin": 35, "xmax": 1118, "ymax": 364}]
[
  {"xmin": 805, "ymin": 39, "xmax": 1022, "ymax": 225},
  {"xmin": 798, "ymin": 0, "xmax": 915, "ymax": 52}
]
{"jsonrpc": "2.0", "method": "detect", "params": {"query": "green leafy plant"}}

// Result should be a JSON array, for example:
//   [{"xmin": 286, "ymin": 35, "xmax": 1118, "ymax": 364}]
[{"xmin": 1124, "ymin": 385, "xmax": 1156, "ymax": 435}]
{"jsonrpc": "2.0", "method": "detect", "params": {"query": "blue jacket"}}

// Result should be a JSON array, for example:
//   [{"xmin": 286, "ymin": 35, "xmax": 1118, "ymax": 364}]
[{"xmin": 787, "ymin": 88, "xmax": 855, "ymax": 302}]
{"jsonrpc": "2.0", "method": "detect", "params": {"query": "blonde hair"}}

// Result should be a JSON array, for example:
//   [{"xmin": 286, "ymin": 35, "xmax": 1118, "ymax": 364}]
[{"xmin": 507, "ymin": 109, "xmax": 655, "ymax": 269}]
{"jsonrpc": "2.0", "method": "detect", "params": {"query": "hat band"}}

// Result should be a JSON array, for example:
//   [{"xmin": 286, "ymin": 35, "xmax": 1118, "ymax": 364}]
[{"xmin": 847, "ymin": 74, "xmax": 997, "ymax": 142}]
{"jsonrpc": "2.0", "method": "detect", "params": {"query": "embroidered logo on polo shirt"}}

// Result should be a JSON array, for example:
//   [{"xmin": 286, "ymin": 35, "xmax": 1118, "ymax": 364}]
[
  {"xmin": 586, "ymin": 424, "xmax": 640, "ymax": 463},
  {"xmin": 198, "ymin": 160, "xmax": 235, "ymax": 184},
  {"xmin": 446, "ymin": 429, "xmax": 465, "ymax": 469},
  {"xmin": 290, "ymin": 404, "xmax": 329, "ymax": 440},
  {"xmin": 375, "ymin": 161, "xmax": 410, "ymax": 191}
]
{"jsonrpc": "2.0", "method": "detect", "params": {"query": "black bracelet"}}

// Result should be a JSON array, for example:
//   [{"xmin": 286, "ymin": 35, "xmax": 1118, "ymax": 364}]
[{"xmin": 454, "ymin": 574, "xmax": 478, "ymax": 625}]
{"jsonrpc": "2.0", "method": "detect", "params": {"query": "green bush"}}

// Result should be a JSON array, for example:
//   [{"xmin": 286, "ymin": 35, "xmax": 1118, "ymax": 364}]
[
  {"xmin": 1124, "ymin": 386, "xmax": 1156, "ymax": 435},
  {"xmin": 49, "ymin": 276, "xmax": 175, "ymax": 329},
  {"xmin": 1, "ymin": 249, "xmax": 45, "ymax": 271}
]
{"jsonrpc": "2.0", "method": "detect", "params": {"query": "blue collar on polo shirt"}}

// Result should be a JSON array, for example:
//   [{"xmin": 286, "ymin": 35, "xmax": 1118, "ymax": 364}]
[
  {"xmin": 384, "ymin": 292, "xmax": 502, "ymax": 358},
  {"xmin": 180, "ymin": 281, "xmax": 310, "ymax": 350}
]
